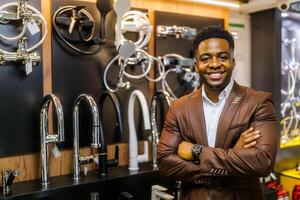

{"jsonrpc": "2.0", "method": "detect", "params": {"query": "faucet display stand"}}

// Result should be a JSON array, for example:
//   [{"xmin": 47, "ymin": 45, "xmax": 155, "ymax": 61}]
[{"xmin": 0, "ymin": 163, "xmax": 173, "ymax": 200}]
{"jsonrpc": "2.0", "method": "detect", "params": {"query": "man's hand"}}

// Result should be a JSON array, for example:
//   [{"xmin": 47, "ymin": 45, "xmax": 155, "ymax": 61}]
[
  {"xmin": 177, "ymin": 141, "xmax": 194, "ymax": 161},
  {"xmin": 177, "ymin": 127, "xmax": 260, "ymax": 160},
  {"xmin": 233, "ymin": 127, "xmax": 260, "ymax": 149}
]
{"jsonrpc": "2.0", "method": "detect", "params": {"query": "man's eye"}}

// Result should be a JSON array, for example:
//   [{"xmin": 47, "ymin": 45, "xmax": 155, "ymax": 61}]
[
  {"xmin": 200, "ymin": 56, "xmax": 210, "ymax": 62},
  {"xmin": 219, "ymin": 54, "xmax": 228, "ymax": 61}
]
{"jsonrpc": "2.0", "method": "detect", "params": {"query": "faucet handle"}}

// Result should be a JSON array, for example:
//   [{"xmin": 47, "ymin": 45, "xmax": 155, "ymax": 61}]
[
  {"xmin": 2, "ymin": 169, "xmax": 19, "ymax": 184},
  {"xmin": 107, "ymin": 145, "xmax": 119, "ymax": 167},
  {"xmin": 1, "ymin": 169, "xmax": 20, "ymax": 196}
]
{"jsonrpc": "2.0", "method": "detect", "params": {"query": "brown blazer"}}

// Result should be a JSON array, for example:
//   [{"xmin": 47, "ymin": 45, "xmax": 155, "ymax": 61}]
[{"xmin": 157, "ymin": 82, "xmax": 278, "ymax": 200}]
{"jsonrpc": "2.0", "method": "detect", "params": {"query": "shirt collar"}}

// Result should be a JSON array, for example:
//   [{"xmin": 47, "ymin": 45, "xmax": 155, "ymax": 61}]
[{"xmin": 202, "ymin": 79, "xmax": 234, "ymax": 104}]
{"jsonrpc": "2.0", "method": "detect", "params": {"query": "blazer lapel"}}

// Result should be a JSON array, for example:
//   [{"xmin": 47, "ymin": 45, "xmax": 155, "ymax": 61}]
[
  {"xmin": 214, "ymin": 82, "xmax": 245, "ymax": 148},
  {"xmin": 188, "ymin": 90, "xmax": 208, "ymax": 146}
]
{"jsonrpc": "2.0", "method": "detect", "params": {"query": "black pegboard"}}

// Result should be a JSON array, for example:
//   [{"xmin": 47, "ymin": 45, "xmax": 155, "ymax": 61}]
[
  {"xmin": 0, "ymin": 0, "xmax": 43, "ymax": 156},
  {"xmin": 153, "ymin": 11, "xmax": 224, "ymax": 131},
  {"xmin": 51, "ymin": 0, "xmax": 150, "ymax": 148}
]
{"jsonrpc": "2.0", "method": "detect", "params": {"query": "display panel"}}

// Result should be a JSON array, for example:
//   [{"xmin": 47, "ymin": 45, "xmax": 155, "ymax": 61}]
[{"xmin": 280, "ymin": 12, "xmax": 300, "ymax": 148}]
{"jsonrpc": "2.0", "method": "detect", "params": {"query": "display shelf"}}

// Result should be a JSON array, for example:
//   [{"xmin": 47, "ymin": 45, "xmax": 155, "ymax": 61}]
[
  {"xmin": 0, "ymin": 163, "xmax": 172, "ymax": 200},
  {"xmin": 280, "ymin": 169, "xmax": 300, "ymax": 199}
]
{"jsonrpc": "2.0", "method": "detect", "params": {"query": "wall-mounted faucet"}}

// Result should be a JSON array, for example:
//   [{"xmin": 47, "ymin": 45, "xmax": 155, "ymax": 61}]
[
  {"xmin": 40, "ymin": 94, "xmax": 65, "ymax": 186},
  {"xmin": 128, "ymin": 90, "xmax": 150, "ymax": 171},
  {"xmin": 150, "ymin": 90, "xmax": 172, "ymax": 169},
  {"xmin": 73, "ymin": 94, "xmax": 100, "ymax": 181},
  {"xmin": 0, "ymin": 169, "xmax": 19, "ymax": 196}
]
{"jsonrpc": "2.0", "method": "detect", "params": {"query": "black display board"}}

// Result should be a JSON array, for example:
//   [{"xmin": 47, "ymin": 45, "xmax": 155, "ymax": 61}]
[
  {"xmin": 52, "ymin": 0, "xmax": 150, "ymax": 148},
  {"xmin": 155, "ymin": 12, "xmax": 224, "ymax": 97},
  {"xmin": 0, "ymin": 0, "xmax": 43, "ymax": 156},
  {"xmin": 154, "ymin": 11, "xmax": 224, "ymax": 132}
]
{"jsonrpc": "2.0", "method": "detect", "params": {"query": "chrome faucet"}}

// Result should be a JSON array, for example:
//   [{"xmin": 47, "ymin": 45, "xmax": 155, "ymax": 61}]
[
  {"xmin": 150, "ymin": 90, "xmax": 172, "ymax": 169},
  {"xmin": 0, "ymin": 169, "xmax": 19, "ymax": 196},
  {"xmin": 151, "ymin": 185, "xmax": 174, "ymax": 200},
  {"xmin": 40, "ymin": 94, "xmax": 65, "ymax": 186},
  {"xmin": 73, "ymin": 94, "xmax": 100, "ymax": 181}
]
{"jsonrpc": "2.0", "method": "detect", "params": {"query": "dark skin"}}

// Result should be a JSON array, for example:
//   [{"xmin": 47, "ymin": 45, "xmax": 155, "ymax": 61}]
[{"xmin": 177, "ymin": 38, "xmax": 260, "ymax": 160}]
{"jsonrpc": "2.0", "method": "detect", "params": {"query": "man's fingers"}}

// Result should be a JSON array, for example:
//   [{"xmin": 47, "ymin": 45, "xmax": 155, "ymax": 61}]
[
  {"xmin": 245, "ymin": 132, "xmax": 261, "ymax": 143},
  {"xmin": 244, "ymin": 141, "xmax": 256, "ymax": 148},
  {"xmin": 244, "ymin": 130, "xmax": 260, "ymax": 138},
  {"xmin": 241, "ymin": 127, "xmax": 254, "ymax": 136}
]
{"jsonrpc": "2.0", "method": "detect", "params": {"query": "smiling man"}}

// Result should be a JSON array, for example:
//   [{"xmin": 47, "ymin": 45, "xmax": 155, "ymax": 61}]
[{"xmin": 157, "ymin": 26, "xmax": 278, "ymax": 200}]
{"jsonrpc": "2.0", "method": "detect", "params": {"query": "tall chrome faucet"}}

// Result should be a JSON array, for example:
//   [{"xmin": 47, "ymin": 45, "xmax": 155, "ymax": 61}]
[
  {"xmin": 150, "ymin": 90, "xmax": 172, "ymax": 169},
  {"xmin": 73, "ymin": 94, "xmax": 100, "ymax": 181},
  {"xmin": 40, "ymin": 94, "xmax": 65, "ymax": 186}
]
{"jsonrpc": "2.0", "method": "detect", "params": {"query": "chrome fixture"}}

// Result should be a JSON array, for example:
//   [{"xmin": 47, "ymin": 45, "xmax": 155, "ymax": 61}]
[
  {"xmin": 40, "ymin": 94, "xmax": 65, "ymax": 186},
  {"xmin": 151, "ymin": 185, "xmax": 174, "ymax": 200},
  {"xmin": 296, "ymin": 163, "xmax": 300, "ymax": 172},
  {"xmin": 73, "ymin": 94, "xmax": 100, "ymax": 181},
  {"xmin": 90, "ymin": 192, "xmax": 100, "ymax": 200},
  {"xmin": 0, "ymin": 169, "xmax": 19, "ymax": 196},
  {"xmin": 0, "ymin": 0, "xmax": 47, "ymax": 74},
  {"xmin": 160, "ymin": 54, "xmax": 200, "ymax": 99},
  {"xmin": 0, "ymin": 37, "xmax": 40, "ymax": 75},
  {"xmin": 128, "ymin": 90, "xmax": 150, "ymax": 171},
  {"xmin": 150, "ymin": 90, "xmax": 173, "ymax": 169},
  {"xmin": 156, "ymin": 25, "xmax": 197, "ymax": 39}
]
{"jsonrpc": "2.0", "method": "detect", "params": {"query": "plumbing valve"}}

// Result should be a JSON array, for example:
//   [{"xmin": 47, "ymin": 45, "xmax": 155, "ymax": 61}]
[
  {"xmin": 156, "ymin": 25, "xmax": 197, "ymax": 39},
  {"xmin": 0, "ymin": 37, "xmax": 40, "ymax": 75},
  {"xmin": 0, "ymin": 169, "xmax": 20, "ymax": 196},
  {"xmin": 0, "ymin": 0, "xmax": 41, "ymax": 24}
]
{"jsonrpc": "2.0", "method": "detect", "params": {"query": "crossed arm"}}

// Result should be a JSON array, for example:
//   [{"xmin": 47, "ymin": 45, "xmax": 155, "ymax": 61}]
[{"xmin": 157, "ymin": 93, "xmax": 278, "ymax": 182}]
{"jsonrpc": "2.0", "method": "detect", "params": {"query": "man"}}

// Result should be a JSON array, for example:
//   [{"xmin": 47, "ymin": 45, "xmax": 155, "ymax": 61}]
[{"xmin": 157, "ymin": 26, "xmax": 277, "ymax": 200}]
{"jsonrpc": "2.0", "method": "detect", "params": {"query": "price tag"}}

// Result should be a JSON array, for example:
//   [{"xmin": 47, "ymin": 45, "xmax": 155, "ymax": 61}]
[
  {"xmin": 27, "ymin": 19, "xmax": 40, "ymax": 35},
  {"xmin": 25, "ymin": 59, "xmax": 32, "ymax": 75},
  {"xmin": 51, "ymin": 144, "xmax": 61, "ymax": 159},
  {"xmin": 83, "ymin": 166, "xmax": 88, "ymax": 176},
  {"xmin": 93, "ymin": 155, "xmax": 99, "ymax": 165}
]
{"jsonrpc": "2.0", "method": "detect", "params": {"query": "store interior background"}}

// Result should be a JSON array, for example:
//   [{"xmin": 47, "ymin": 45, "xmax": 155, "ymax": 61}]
[{"xmin": 0, "ymin": 0, "xmax": 299, "ymax": 199}]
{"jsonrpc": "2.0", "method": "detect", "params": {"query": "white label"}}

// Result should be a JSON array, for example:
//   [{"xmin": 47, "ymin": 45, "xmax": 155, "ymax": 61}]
[
  {"xmin": 27, "ymin": 19, "xmax": 40, "ymax": 35},
  {"xmin": 51, "ymin": 144, "xmax": 61, "ymax": 159},
  {"xmin": 93, "ymin": 155, "xmax": 99, "ymax": 165},
  {"xmin": 25, "ymin": 59, "xmax": 32, "ymax": 75},
  {"xmin": 83, "ymin": 166, "xmax": 88, "ymax": 176}
]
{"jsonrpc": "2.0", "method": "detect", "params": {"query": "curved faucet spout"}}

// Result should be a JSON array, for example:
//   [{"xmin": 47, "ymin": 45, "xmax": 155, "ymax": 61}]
[
  {"xmin": 128, "ymin": 89, "xmax": 150, "ymax": 171},
  {"xmin": 98, "ymin": 91, "xmax": 123, "ymax": 175},
  {"xmin": 150, "ymin": 90, "xmax": 172, "ymax": 169},
  {"xmin": 73, "ymin": 94, "xmax": 100, "ymax": 181},
  {"xmin": 40, "ymin": 94, "xmax": 65, "ymax": 186}
]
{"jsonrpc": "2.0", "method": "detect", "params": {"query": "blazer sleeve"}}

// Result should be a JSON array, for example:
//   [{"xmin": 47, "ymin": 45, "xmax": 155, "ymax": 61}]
[
  {"xmin": 157, "ymin": 101, "xmax": 202, "ymax": 182},
  {"xmin": 198, "ymin": 93, "xmax": 278, "ymax": 177},
  {"xmin": 158, "ymin": 92, "xmax": 278, "ymax": 181}
]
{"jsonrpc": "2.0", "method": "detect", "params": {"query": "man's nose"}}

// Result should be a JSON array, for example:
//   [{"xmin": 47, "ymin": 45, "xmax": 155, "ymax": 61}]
[{"xmin": 208, "ymin": 56, "xmax": 220, "ymax": 68}]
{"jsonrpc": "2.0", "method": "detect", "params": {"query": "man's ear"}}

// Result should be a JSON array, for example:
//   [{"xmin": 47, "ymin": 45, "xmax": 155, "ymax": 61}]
[{"xmin": 232, "ymin": 58, "xmax": 236, "ymax": 68}]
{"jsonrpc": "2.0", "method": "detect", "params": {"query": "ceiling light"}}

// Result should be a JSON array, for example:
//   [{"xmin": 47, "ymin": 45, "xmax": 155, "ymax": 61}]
[{"xmin": 184, "ymin": 0, "xmax": 240, "ymax": 9}]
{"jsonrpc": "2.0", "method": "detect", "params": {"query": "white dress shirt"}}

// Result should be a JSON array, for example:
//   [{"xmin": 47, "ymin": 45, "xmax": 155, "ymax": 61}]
[{"xmin": 202, "ymin": 79, "xmax": 234, "ymax": 147}]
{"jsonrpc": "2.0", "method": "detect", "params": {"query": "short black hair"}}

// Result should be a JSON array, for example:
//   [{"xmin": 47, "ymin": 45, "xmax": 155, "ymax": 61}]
[{"xmin": 192, "ymin": 25, "xmax": 234, "ymax": 56}]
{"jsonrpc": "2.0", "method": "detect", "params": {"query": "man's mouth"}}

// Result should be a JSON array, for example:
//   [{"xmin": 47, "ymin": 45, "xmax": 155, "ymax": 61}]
[{"xmin": 206, "ymin": 71, "xmax": 225, "ymax": 80}]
